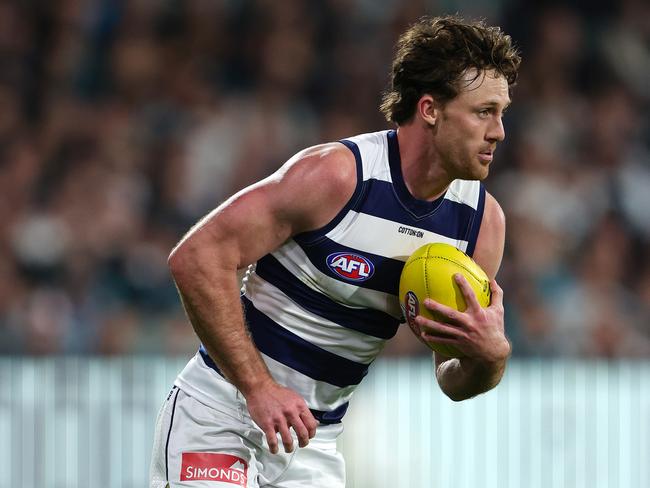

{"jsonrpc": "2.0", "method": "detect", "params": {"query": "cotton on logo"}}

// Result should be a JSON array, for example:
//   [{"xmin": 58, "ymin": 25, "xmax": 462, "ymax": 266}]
[
  {"xmin": 326, "ymin": 252, "xmax": 375, "ymax": 282},
  {"xmin": 180, "ymin": 452, "xmax": 248, "ymax": 486}
]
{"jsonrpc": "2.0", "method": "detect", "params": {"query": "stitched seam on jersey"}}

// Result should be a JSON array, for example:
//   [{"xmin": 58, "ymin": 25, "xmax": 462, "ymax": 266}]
[
  {"xmin": 445, "ymin": 187, "xmax": 473, "ymax": 207},
  {"xmin": 386, "ymin": 130, "xmax": 449, "ymax": 221},
  {"xmin": 165, "ymin": 387, "xmax": 180, "ymax": 482},
  {"xmin": 464, "ymin": 185, "xmax": 485, "ymax": 257},
  {"xmin": 464, "ymin": 209, "xmax": 476, "ymax": 243},
  {"xmin": 389, "ymin": 183, "xmax": 447, "ymax": 221}
]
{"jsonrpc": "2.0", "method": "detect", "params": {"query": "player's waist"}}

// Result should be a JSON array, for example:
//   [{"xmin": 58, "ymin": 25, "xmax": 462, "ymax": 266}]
[{"xmin": 198, "ymin": 346, "xmax": 351, "ymax": 424}]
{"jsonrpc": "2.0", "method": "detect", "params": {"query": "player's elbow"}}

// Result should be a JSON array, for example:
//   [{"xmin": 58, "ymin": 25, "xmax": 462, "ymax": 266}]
[
  {"xmin": 168, "ymin": 225, "xmax": 239, "ymax": 286},
  {"xmin": 444, "ymin": 375, "xmax": 503, "ymax": 401},
  {"xmin": 437, "ymin": 372, "xmax": 500, "ymax": 401},
  {"xmin": 168, "ymin": 231, "xmax": 213, "ymax": 284},
  {"xmin": 448, "ymin": 392, "xmax": 473, "ymax": 402},
  {"xmin": 441, "ymin": 387, "xmax": 475, "ymax": 402},
  {"xmin": 168, "ymin": 238, "xmax": 197, "ymax": 284}
]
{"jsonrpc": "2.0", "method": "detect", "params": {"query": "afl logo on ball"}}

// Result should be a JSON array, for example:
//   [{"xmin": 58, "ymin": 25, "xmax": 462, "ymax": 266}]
[
  {"xmin": 404, "ymin": 291, "xmax": 419, "ymax": 325},
  {"xmin": 326, "ymin": 252, "xmax": 375, "ymax": 282}
]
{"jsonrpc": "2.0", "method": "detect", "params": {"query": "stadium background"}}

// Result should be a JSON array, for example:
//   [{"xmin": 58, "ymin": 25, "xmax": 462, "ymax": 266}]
[{"xmin": 0, "ymin": 0, "xmax": 648, "ymax": 486}]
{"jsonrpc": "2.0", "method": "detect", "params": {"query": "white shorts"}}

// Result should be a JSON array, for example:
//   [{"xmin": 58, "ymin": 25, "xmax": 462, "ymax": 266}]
[{"xmin": 149, "ymin": 377, "xmax": 346, "ymax": 488}]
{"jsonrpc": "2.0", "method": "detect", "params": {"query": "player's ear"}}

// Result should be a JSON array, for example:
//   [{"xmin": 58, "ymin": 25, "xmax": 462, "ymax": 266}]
[{"xmin": 417, "ymin": 94, "xmax": 439, "ymax": 127}]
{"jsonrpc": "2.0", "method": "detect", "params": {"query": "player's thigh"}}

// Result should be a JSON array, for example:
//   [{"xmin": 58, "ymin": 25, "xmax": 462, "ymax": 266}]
[
  {"xmin": 265, "ymin": 424, "xmax": 345, "ymax": 488},
  {"xmin": 154, "ymin": 387, "xmax": 261, "ymax": 488},
  {"xmin": 151, "ymin": 387, "xmax": 180, "ymax": 488}
]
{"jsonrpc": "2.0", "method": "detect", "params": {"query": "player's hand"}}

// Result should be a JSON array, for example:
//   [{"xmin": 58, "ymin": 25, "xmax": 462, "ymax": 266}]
[
  {"xmin": 415, "ymin": 274, "xmax": 510, "ymax": 363},
  {"xmin": 244, "ymin": 380, "xmax": 318, "ymax": 454}
]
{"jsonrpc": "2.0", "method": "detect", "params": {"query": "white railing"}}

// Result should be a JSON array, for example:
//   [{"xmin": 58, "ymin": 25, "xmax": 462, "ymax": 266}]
[{"xmin": 0, "ymin": 357, "xmax": 648, "ymax": 488}]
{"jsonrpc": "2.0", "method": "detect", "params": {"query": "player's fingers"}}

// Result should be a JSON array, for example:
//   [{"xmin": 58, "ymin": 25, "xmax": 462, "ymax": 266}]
[
  {"xmin": 288, "ymin": 413, "xmax": 310, "ymax": 448},
  {"xmin": 422, "ymin": 299, "xmax": 464, "ymax": 325},
  {"xmin": 263, "ymin": 425, "xmax": 279, "ymax": 455},
  {"xmin": 421, "ymin": 332, "xmax": 461, "ymax": 345},
  {"xmin": 300, "ymin": 409, "xmax": 318, "ymax": 439},
  {"xmin": 489, "ymin": 279, "xmax": 504, "ymax": 307},
  {"xmin": 454, "ymin": 274, "xmax": 481, "ymax": 312},
  {"xmin": 416, "ymin": 317, "xmax": 464, "ymax": 338},
  {"xmin": 277, "ymin": 422, "xmax": 294, "ymax": 453}
]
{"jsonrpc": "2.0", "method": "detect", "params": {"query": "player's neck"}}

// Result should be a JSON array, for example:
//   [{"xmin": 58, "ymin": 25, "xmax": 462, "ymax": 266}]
[{"xmin": 395, "ymin": 125, "xmax": 452, "ymax": 202}]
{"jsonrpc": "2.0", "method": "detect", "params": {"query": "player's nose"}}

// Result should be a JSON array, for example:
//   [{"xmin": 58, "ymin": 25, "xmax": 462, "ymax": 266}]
[{"xmin": 486, "ymin": 116, "xmax": 505, "ymax": 142}]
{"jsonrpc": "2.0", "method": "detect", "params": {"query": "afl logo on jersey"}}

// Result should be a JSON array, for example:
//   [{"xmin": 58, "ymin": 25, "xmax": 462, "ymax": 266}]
[{"xmin": 326, "ymin": 252, "xmax": 375, "ymax": 282}]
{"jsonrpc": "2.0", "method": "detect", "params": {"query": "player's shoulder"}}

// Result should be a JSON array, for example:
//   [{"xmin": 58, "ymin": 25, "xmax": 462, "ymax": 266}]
[
  {"xmin": 280, "ymin": 141, "xmax": 357, "ymax": 189},
  {"xmin": 478, "ymin": 191, "xmax": 506, "ymax": 246},
  {"xmin": 277, "ymin": 129, "xmax": 392, "ymax": 196},
  {"xmin": 294, "ymin": 141, "xmax": 355, "ymax": 167},
  {"xmin": 473, "ymin": 191, "xmax": 505, "ymax": 279},
  {"xmin": 483, "ymin": 192, "xmax": 506, "ymax": 228}
]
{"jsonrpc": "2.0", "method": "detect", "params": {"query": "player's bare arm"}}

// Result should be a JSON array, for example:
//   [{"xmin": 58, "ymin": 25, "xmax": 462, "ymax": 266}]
[
  {"xmin": 168, "ymin": 143, "xmax": 357, "ymax": 452},
  {"xmin": 417, "ymin": 193, "xmax": 510, "ymax": 401}
]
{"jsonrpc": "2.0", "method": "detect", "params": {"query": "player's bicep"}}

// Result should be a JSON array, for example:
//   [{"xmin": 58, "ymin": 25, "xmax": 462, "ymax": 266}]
[
  {"xmin": 172, "ymin": 143, "xmax": 357, "ymax": 270},
  {"xmin": 198, "ymin": 181, "xmax": 296, "ymax": 268}
]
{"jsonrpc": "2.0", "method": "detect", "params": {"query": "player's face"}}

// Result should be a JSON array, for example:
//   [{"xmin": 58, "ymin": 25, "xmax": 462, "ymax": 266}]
[{"xmin": 433, "ymin": 70, "xmax": 510, "ymax": 180}]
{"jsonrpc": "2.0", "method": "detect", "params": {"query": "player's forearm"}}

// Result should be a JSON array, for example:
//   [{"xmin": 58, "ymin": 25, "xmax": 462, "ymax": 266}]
[
  {"xmin": 435, "ymin": 355, "xmax": 508, "ymax": 401},
  {"xmin": 177, "ymin": 281, "xmax": 272, "ymax": 395},
  {"xmin": 169, "ymin": 241, "xmax": 273, "ymax": 396}
]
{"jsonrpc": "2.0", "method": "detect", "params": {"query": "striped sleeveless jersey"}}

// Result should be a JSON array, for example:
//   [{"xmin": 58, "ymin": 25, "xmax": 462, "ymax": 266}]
[{"xmin": 179, "ymin": 129, "xmax": 485, "ymax": 424}]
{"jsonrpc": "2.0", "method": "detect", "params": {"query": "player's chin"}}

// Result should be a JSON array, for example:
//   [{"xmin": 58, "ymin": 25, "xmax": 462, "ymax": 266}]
[
  {"xmin": 464, "ymin": 164, "xmax": 490, "ymax": 181},
  {"xmin": 476, "ymin": 157, "xmax": 493, "ymax": 177}
]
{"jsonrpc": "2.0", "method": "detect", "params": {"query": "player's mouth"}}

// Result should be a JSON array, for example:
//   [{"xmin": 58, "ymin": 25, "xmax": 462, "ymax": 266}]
[{"xmin": 478, "ymin": 150, "xmax": 493, "ymax": 163}]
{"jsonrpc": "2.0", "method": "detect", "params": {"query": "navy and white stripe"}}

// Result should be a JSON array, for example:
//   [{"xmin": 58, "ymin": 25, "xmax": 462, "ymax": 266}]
[
  {"xmin": 254, "ymin": 254, "xmax": 400, "ymax": 339},
  {"xmin": 199, "ymin": 129, "xmax": 485, "ymax": 424}
]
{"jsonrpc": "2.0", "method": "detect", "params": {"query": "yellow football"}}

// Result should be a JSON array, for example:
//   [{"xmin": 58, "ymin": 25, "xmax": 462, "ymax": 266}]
[{"xmin": 399, "ymin": 242, "xmax": 491, "ymax": 358}]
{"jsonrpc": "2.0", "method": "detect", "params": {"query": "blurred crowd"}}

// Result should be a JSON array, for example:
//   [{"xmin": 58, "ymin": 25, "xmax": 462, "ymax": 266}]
[{"xmin": 0, "ymin": 0, "xmax": 648, "ymax": 357}]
